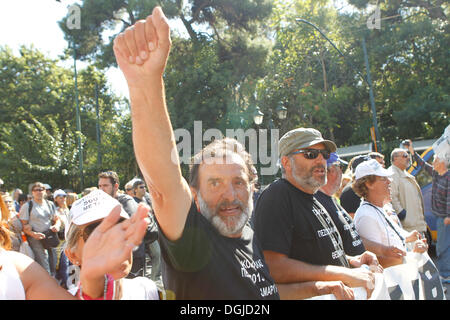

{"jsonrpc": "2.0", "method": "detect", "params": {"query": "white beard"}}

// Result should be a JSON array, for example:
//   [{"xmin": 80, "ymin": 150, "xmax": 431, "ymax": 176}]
[{"xmin": 197, "ymin": 192, "xmax": 252, "ymax": 237}]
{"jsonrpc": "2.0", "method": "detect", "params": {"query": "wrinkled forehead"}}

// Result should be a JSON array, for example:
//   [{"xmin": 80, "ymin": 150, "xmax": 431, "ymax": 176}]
[{"xmin": 198, "ymin": 153, "xmax": 249, "ymax": 181}]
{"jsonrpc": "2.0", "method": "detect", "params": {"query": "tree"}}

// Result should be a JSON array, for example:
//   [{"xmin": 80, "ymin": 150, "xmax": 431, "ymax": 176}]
[
  {"xmin": 0, "ymin": 46, "xmax": 126, "ymax": 192},
  {"xmin": 258, "ymin": 0, "xmax": 370, "ymax": 147},
  {"xmin": 346, "ymin": 0, "xmax": 449, "ymax": 145}
]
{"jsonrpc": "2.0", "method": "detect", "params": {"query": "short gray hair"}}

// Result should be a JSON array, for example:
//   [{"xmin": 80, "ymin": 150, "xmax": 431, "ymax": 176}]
[{"xmin": 390, "ymin": 148, "xmax": 406, "ymax": 162}]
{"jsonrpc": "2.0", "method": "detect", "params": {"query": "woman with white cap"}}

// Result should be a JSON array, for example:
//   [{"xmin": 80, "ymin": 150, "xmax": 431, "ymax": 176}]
[
  {"xmin": 352, "ymin": 159, "xmax": 428, "ymax": 268},
  {"xmin": 0, "ymin": 189, "xmax": 149, "ymax": 299},
  {"xmin": 64, "ymin": 189, "xmax": 160, "ymax": 300}
]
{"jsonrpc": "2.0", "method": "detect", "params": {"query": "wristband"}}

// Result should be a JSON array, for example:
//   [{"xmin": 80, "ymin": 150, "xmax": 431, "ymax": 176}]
[{"xmin": 78, "ymin": 274, "xmax": 115, "ymax": 300}]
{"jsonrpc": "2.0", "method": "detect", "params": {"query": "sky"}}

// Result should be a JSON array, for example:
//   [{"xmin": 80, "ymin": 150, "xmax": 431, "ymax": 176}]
[
  {"xmin": 0, "ymin": 0, "xmax": 187, "ymax": 100},
  {"xmin": 0, "ymin": 0, "xmax": 357, "ymax": 100}
]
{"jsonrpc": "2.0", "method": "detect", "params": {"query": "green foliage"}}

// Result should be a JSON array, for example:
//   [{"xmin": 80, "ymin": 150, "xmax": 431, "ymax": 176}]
[
  {"xmin": 0, "ymin": 46, "xmax": 131, "ymax": 192},
  {"xmin": 1, "ymin": 0, "xmax": 448, "ymax": 190}
]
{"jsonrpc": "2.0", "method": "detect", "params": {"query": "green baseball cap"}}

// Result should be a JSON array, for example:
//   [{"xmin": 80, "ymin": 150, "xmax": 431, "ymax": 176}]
[{"xmin": 278, "ymin": 128, "xmax": 337, "ymax": 158}]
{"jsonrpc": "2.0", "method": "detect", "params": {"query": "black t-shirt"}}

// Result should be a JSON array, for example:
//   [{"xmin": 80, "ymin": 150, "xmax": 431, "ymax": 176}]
[
  {"xmin": 253, "ymin": 179, "xmax": 349, "ymax": 267},
  {"xmin": 158, "ymin": 202, "xmax": 279, "ymax": 300},
  {"xmin": 315, "ymin": 191, "xmax": 365, "ymax": 256},
  {"xmin": 339, "ymin": 184, "xmax": 362, "ymax": 214}
]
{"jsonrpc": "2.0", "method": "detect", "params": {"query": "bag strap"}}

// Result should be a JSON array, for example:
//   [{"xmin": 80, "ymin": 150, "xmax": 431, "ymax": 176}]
[
  {"xmin": 28, "ymin": 200, "xmax": 33, "ymax": 216},
  {"xmin": 362, "ymin": 202, "xmax": 405, "ymax": 243}
]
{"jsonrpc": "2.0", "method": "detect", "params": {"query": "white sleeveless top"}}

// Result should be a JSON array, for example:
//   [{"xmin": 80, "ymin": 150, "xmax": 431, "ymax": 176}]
[{"xmin": 0, "ymin": 249, "xmax": 26, "ymax": 300}]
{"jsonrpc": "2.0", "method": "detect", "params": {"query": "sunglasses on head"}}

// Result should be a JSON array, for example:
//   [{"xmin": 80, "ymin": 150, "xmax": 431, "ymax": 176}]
[
  {"xmin": 290, "ymin": 149, "xmax": 331, "ymax": 160},
  {"xmin": 81, "ymin": 217, "xmax": 126, "ymax": 242}
]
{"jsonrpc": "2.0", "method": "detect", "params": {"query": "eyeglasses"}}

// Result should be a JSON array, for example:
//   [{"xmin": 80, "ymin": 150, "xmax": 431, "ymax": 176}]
[
  {"xmin": 290, "ymin": 149, "xmax": 331, "ymax": 160},
  {"xmin": 82, "ymin": 217, "xmax": 126, "ymax": 242},
  {"xmin": 32, "ymin": 188, "xmax": 44, "ymax": 192}
]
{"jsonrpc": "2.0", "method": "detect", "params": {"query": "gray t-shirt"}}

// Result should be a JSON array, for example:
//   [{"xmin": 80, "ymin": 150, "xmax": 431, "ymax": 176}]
[{"xmin": 19, "ymin": 200, "xmax": 56, "ymax": 233}]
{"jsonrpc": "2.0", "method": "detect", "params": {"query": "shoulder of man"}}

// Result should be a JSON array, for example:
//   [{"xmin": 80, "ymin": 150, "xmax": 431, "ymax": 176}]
[{"xmin": 116, "ymin": 193, "xmax": 138, "ymax": 216}]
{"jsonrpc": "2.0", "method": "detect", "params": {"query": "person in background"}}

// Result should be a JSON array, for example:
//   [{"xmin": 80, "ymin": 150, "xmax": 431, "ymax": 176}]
[
  {"xmin": 406, "ymin": 139, "xmax": 449, "ymax": 284},
  {"xmin": 125, "ymin": 179, "xmax": 138, "ymax": 197},
  {"xmin": 19, "ymin": 182, "xmax": 60, "ymax": 276},
  {"xmin": 369, "ymin": 152, "xmax": 386, "ymax": 168},
  {"xmin": 66, "ymin": 193, "xmax": 78, "ymax": 209},
  {"xmin": 315, "ymin": 152, "xmax": 366, "ymax": 257},
  {"xmin": 53, "ymin": 189, "xmax": 70, "ymax": 288},
  {"xmin": 1, "ymin": 194, "xmax": 22, "ymax": 252},
  {"xmin": 17, "ymin": 193, "xmax": 28, "ymax": 212},
  {"xmin": 353, "ymin": 159, "xmax": 428, "ymax": 268},
  {"xmin": 389, "ymin": 148, "xmax": 428, "ymax": 236},
  {"xmin": 43, "ymin": 184, "xmax": 53, "ymax": 202},
  {"xmin": 98, "ymin": 171, "xmax": 156, "ymax": 280},
  {"xmin": 340, "ymin": 155, "xmax": 371, "ymax": 218},
  {"xmin": 12, "ymin": 188, "xmax": 23, "ymax": 213},
  {"xmin": 131, "ymin": 179, "xmax": 162, "ymax": 286}
]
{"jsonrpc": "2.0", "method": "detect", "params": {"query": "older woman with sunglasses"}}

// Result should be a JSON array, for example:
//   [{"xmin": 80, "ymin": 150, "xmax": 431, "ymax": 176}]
[
  {"xmin": 64, "ymin": 189, "xmax": 160, "ymax": 300},
  {"xmin": 0, "ymin": 189, "xmax": 149, "ymax": 299},
  {"xmin": 352, "ymin": 159, "xmax": 428, "ymax": 268}
]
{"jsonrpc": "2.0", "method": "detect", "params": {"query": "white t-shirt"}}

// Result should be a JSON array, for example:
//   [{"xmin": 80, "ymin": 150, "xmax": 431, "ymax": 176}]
[
  {"xmin": 120, "ymin": 277, "xmax": 159, "ymax": 300},
  {"xmin": 71, "ymin": 276, "xmax": 160, "ymax": 300},
  {"xmin": 354, "ymin": 201, "xmax": 408, "ymax": 250},
  {"xmin": 0, "ymin": 249, "xmax": 26, "ymax": 300}
]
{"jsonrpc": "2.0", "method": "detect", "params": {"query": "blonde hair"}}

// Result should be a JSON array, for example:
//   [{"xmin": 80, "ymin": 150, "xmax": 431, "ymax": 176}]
[
  {"xmin": 66, "ymin": 193, "xmax": 78, "ymax": 208},
  {"xmin": 64, "ymin": 222, "xmax": 83, "ymax": 255},
  {"xmin": 0, "ymin": 195, "xmax": 12, "ymax": 250}
]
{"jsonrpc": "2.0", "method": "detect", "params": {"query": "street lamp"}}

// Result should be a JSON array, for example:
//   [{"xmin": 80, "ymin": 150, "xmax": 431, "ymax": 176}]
[
  {"xmin": 253, "ymin": 106, "xmax": 264, "ymax": 125},
  {"xmin": 295, "ymin": 18, "xmax": 381, "ymax": 152},
  {"xmin": 72, "ymin": 42, "xmax": 84, "ymax": 190},
  {"xmin": 276, "ymin": 103, "xmax": 288, "ymax": 120}
]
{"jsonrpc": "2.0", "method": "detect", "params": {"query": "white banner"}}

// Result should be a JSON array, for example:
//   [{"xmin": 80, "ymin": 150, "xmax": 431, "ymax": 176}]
[{"xmin": 307, "ymin": 252, "xmax": 446, "ymax": 300}]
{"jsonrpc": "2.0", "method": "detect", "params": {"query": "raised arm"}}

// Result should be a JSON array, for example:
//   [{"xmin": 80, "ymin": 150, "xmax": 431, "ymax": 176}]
[{"xmin": 113, "ymin": 7, "xmax": 192, "ymax": 241}]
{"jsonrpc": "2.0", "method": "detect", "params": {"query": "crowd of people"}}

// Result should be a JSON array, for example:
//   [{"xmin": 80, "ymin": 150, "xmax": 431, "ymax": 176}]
[{"xmin": 0, "ymin": 7, "xmax": 448, "ymax": 300}]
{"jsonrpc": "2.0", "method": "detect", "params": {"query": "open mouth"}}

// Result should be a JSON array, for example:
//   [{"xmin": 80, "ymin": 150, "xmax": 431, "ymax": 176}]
[{"xmin": 219, "ymin": 205, "xmax": 241, "ymax": 216}]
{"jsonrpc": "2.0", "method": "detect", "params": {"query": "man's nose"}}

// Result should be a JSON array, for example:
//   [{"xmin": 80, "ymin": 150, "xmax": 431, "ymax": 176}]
[{"xmin": 221, "ymin": 182, "xmax": 237, "ymax": 201}]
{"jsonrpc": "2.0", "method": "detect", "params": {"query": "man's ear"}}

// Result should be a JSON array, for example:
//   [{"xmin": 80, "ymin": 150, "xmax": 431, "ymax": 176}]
[
  {"xmin": 190, "ymin": 187, "xmax": 200, "ymax": 212},
  {"xmin": 281, "ymin": 156, "xmax": 291, "ymax": 173},
  {"xmin": 114, "ymin": 183, "xmax": 119, "ymax": 193}
]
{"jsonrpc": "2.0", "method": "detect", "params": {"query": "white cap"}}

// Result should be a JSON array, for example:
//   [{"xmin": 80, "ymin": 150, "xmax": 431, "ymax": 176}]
[
  {"xmin": 355, "ymin": 159, "xmax": 393, "ymax": 180},
  {"xmin": 65, "ymin": 189, "xmax": 129, "ymax": 238},
  {"xmin": 53, "ymin": 189, "xmax": 67, "ymax": 198}
]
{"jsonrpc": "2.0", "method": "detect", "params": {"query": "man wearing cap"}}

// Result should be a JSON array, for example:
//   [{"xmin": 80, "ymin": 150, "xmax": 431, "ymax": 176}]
[
  {"xmin": 253, "ymin": 128, "xmax": 379, "ymax": 299},
  {"xmin": 43, "ymin": 184, "xmax": 53, "ymax": 202},
  {"xmin": 339, "ymin": 155, "xmax": 371, "ymax": 218},
  {"xmin": 315, "ymin": 152, "xmax": 366, "ymax": 257},
  {"xmin": 389, "ymin": 148, "xmax": 427, "ymax": 235}
]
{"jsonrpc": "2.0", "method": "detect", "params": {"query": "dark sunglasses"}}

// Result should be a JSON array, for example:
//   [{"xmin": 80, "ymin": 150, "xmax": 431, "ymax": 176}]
[
  {"xmin": 82, "ymin": 217, "xmax": 126, "ymax": 242},
  {"xmin": 138, "ymin": 186, "xmax": 146, "ymax": 189},
  {"xmin": 32, "ymin": 188, "xmax": 45, "ymax": 192},
  {"xmin": 399, "ymin": 153, "xmax": 409, "ymax": 158},
  {"xmin": 290, "ymin": 149, "xmax": 331, "ymax": 160}
]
